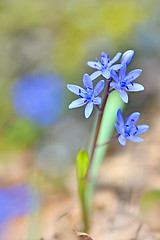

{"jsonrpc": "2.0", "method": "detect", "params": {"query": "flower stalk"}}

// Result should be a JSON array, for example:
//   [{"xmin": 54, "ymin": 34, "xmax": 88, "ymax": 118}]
[{"xmin": 86, "ymin": 79, "xmax": 111, "ymax": 181}]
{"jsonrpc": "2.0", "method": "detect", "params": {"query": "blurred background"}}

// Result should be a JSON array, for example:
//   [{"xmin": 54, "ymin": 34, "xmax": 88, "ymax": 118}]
[{"xmin": 0, "ymin": 0, "xmax": 160, "ymax": 239}]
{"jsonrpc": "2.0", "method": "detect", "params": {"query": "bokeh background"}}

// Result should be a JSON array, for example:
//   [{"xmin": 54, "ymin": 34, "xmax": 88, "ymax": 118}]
[{"xmin": 0, "ymin": 0, "xmax": 160, "ymax": 239}]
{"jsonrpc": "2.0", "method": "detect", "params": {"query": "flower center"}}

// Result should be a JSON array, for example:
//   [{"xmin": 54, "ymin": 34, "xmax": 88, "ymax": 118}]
[
  {"xmin": 121, "ymin": 81, "xmax": 127, "ymax": 88},
  {"xmin": 124, "ymin": 125, "xmax": 131, "ymax": 136},
  {"xmin": 125, "ymin": 125, "xmax": 139, "ymax": 137},
  {"xmin": 85, "ymin": 92, "xmax": 93, "ymax": 101}
]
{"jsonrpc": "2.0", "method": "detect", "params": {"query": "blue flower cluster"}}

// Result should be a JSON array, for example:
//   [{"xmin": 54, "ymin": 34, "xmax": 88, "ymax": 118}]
[{"xmin": 67, "ymin": 50, "xmax": 149, "ymax": 145}]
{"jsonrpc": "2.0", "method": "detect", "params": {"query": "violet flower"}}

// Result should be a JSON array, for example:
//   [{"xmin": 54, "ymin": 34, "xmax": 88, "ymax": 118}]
[
  {"xmin": 87, "ymin": 52, "xmax": 122, "ymax": 80},
  {"xmin": 67, "ymin": 74, "xmax": 104, "ymax": 118},
  {"xmin": 115, "ymin": 108, "xmax": 149, "ymax": 146},
  {"xmin": 110, "ymin": 63, "xmax": 143, "ymax": 103}
]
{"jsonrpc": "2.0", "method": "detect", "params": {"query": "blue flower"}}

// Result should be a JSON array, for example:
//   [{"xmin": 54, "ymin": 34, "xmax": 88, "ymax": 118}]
[
  {"xmin": 110, "ymin": 63, "xmax": 144, "ymax": 103},
  {"xmin": 120, "ymin": 50, "xmax": 134, "ymax": 65},
  {"xmin": 115, "ymin": 108, "xmax": 149, "ymax": 146},
  {"xmin": 0, "ymin": 184, "xmax": 39, "ymax": 230},
  {"xmin": 11, "ymin": 73, "xmax": 64, "ymax": 126},
  {"xmin": 67, "ymin": 74, "xmax": 105, "ymax": 118},
  {"xmin": 87, "ymin": 52, "xmax": 122, "ymax": 80}
]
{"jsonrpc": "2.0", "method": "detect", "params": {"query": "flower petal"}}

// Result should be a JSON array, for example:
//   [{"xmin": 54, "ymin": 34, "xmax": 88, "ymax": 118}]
[
  {"xmin": 85, "ymin": 102, "xmax": 93, "ymax": 118},
  {"xmin": 126, "ymin": 136, "xmax": 144, "ymax": 143},
  {"xmin": 101, "ymin": 52, "xmax": 109, "ymax": 66},
  {"xmin": 115, "ymin": 123, "xmax": 122, "ymax": 134},
  {"xmin": 90, "ymin": 71, "xmax": 101, "ymax": 80},
  {"xmin": 83, "ymin": 74, "xmax": 93, "ymax": 92},
  {"xmin": 93, "ymin": 96, "xmax": 102, "ymax": 105},
  {"xmin": 110, "ymin": 64, "xmax": 122, "ymax": 71},
  {"xmin": 119, "ymin": 63, "xmax": 126, "ymax": 80},
  {"xmin": 110, "ymin": 82, "xmax": 119, "ymax": 90},
  {"xmin": 125, "ymin": 69, "xmax": 142, "ymax": 82},
  {"xmin": 87, "ymin": 61, "xmax": 101, "ymax": 70},
  {"xmin": 125, "ymin": 112, "xmax": 140, "ymax": 126},
  {"xmin": 120, "ymin": 50, "xmax": 134, "ymax": 65},
  {"xmin": 119, "ymin": 89, "xmax": 128, "ymax": 103},
  {"xmin": 68, "ymin": 98, "xmax": 87, "ymax": 109},
  {"xmin": 118, "ymin": 134, "xmax": 126, "ymax": 146},
  {"xmin": 94, "ymin": 80, "xmax": 105, "ymax": 96},
  {"xmin": 108, "ymin": 52, "xmax": 121, "ymax": 67},
  {"xmin": 135, "ymin": 125, "xmax": 149, "ymax": 135},
  {"xmin": 116, "ymin": 108, "xmax": 124, "ymax": 126},
  {"xmin": 110, "ymin": 69, "xmax": 118, "ymax": 82},
  {"xmin": 102, "ymin": 70, "xmax": 110, "ymax": 79},
  {"xmin": 67, "ymin": 84, "xmax": 86, "ymax": 97},
  {"xmin": 126, "ymin": 83, "xmax": 144, "ymax": 92}
]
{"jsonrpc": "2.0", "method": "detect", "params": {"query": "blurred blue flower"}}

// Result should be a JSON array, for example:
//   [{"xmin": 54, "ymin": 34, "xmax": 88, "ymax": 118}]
[
  {"xmin": 67, "ymin": 74, "xmax": 104, "ymax": 118},
  {"xmin": 87, "ymin": 52, "xmax": 122, "ymax": 80},
  {"xmin": 0, "ymin": 184, "xmax": 39, "ymax": 229},
  {"xmin": 115, "ymin": 108, "xmax": 149, "ymax": 146},
  {"xmin": 120, "ymin": 50, "xmax": 134, "ymax": 65},
  {"xmin": 110, "ymin": 63, "xmax": 143, "ymax": 103},
  {"xmin": 11, "ymin": 73, "xmax": 64, "ymax": 126}
]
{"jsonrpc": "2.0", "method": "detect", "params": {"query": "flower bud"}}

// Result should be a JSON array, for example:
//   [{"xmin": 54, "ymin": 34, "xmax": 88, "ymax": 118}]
[{"xmin": 120, "ymin": 50, "xmax": 134, "ymax": 65}]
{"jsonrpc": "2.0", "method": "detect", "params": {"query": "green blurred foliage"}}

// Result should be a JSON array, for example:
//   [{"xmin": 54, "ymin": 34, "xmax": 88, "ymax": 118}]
[
  {"xmin": 140, "ymin": 190, "xmax": 160, "ymax": 229},
  {"xmin": 140, "ymin": 190, "xmax": 160, "ymax": 216},
  {"xmin": 0, "ymin": 120, "xmax": 42, "ymax": 150}
]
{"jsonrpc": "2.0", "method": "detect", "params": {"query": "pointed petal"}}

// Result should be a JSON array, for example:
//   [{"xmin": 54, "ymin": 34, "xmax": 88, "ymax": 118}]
[
  {"xmin": 94, "ymin": 80, "xmax": 105, "ymax": 96},
  {"xmin": 110, "ymin": 82, "xmax": 119, "ymax": 90},
  {"xmin": 125, "ymin": 69, "xmax": 142, "ymax": 82},
  {"xmin": 115, "ymin": 123, "xmax": 122, "ymax": 134},
  {"xmin": 69, "ymin": 98, "xmax": 87, "ymax": 109},
  {"xmin": 119, "ymin": 63, "xmax": 126, "ymax": 80},
  {"xmin": 116, "ymin": 108, "xmax": 124, "ymax": 126},
  {"xmin": 135, "ymin": 125, "xmax": 149, "ymax": 135},
  {"xmin": 85, "ymin": 102, "xmax": 93, "ymax": 118},
  {"xmin": 120, "ymin": 50, "xmax": 134, "ymax": 65},
  {"xmin": 67, "ymin": 84, "xmax": 86, "ymax": 97},
  {"xmin": 102, "ymin": 70, "xmax": 110, "ymax": 79},
  {"xmin": 87, "ymin": 61, "xmax": 101, "ymax": 70},
  {"xmin": 93, "ymin": 96, "xmax": 102, "ymax": 105},
  {"xmin": 108, "ymin": 52, "xmax": 121, "ymax": 67},
  {"xmin": 83, "ymin": 74, "xmax": 93, "ymax": 92},
  {"xmin": 110, "ymin": 64, "xmax": 122, "ymax": 71},
  {"xmin": 118, "ymin": 135, "xmax": 126, "ymax": 146},
  {"xmin": 126, "ymin": 83, "xmax": 144, "ymax": 92},
  {"xmin": 101, "ymin": 52, "xmax": 109, "ymax": 66},
  {"xmin": 119, "ymin": 89, "xmax": 128, "ymax": 103},
  {"xmin": 127, "ymin": 136, "xmax": 144, "ymax": 143},
  {"xmin": 129, "ymin": 126, "xmax": 138, "ymax": 135},
  {"xmin": 90, "ymin": 71, "xmax": 101, "ymax": 80},
  {"xmin": 125, "ymin": 112, "xmax": 140, "ymax": 126},
  {"xmin": 110, "ymin": 69, "xmax": 118, "ymax": 82}
]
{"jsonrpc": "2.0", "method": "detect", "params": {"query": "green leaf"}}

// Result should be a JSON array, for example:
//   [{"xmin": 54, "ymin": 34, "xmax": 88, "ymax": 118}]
[
  {"xmin": 77, "ymin": 92, "xmax": 124, "ymax": 232},
  {"xmin": 86, "ymin": 91, "xmax": 125, "ymax": 213},
  {"xmin": 76, "ymin": 149, "xmax": 89, "ymax": 199},
  {"xmin": 76, "ymin": 149, "xmax": 89, "ymax": 232}
]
